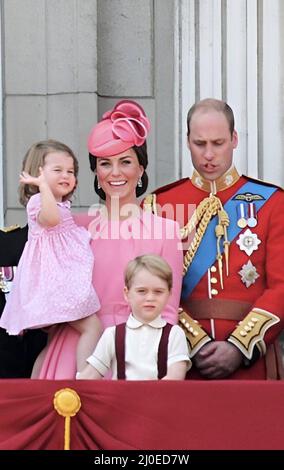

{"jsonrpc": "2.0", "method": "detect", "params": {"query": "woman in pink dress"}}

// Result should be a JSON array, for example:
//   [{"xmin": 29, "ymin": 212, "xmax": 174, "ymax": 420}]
[
  {"xmin": 0, "ymin": 140, "xmax": 101, "ymax": 375},
  {"xmin": 39, "ymin": 101, "xmax": 183, "ymax": 379}
]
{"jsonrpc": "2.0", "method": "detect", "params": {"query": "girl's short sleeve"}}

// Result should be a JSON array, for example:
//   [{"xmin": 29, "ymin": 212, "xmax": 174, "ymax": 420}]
[{"xmin": 26, "ymin": 193, "xmax": 41, "ymax": 222}]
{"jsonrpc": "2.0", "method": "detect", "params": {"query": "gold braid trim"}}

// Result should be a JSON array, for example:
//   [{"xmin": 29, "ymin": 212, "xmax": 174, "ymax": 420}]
[
  {"xmin": 142, "ymin": 194, "xmax": 157, "ymax": 215},
  {"xmin": 182, "ymin": 195, "xmax": 224, "ymax": 275},
  {"xmin": 142, "ymin": 192, "xmax": 230, "ymax": 280},
  {"xmin": 227, "ymin": 309, "xmax": 280, "ymax": 359},
  {"xmin": 179, "ymin": 310, "xmax": 212, "ymax": 356},
  {"xmin": 0, "ymin": 224, "xmax": 20, "ymax": 233}
]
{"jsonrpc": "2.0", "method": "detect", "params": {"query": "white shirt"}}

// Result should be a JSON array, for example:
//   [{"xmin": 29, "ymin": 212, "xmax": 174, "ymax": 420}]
[{"xmin": 87, "ymin": 314, "xmax": 191, "ymax": 380}]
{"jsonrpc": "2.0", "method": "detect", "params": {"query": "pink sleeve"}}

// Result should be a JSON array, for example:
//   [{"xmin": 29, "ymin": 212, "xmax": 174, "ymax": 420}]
[
  {"xmin": 26, "ymin": 193, "xmax": 41, "ymax": 223},
  {"xmin": 161, "ymin": 220, "xmax": 183, "ymax": 325}
]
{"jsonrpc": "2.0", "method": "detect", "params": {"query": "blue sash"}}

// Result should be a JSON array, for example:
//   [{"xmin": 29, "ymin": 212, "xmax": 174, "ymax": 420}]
[{"xmin": 181, "ymin": 180, "xmax": 277, "ymax": 300}]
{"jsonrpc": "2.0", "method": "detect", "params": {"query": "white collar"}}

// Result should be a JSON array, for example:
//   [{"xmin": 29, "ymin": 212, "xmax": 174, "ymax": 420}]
[{"xmin": 127, "ymin": 313, "xmax": 166, "ymax": 329}]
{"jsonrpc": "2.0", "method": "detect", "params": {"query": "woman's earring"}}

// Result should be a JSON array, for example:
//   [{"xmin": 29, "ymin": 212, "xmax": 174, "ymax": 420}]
[
  {"xmin": 137, "ymin": 177, "xmax": 142, "ymax": 188},
  {"xmin": 95, "ymin": 173, "xmax": 101, "ymax": 190}
]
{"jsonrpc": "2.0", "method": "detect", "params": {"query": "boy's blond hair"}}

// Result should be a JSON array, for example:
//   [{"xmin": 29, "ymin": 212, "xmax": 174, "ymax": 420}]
[{"xmin": 124, "ymin": 254, "xmax": 172, "ymax": 290}]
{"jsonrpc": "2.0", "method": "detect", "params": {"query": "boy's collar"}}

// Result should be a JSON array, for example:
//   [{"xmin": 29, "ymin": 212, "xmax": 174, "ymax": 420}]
[{"xmin": 127, "ymin": 313, "xmax": 166, "ymax": 329}]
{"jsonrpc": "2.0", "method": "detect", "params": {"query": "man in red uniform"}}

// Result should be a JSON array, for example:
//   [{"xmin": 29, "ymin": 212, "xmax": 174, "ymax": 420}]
[{"xmin": 143, "ymin": 98, "xmax": 284, "ymax": 379}]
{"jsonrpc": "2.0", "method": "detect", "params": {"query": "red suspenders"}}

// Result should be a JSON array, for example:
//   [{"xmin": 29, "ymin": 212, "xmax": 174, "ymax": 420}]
[{"xmin": 115, "ymin": 322, "xmax": 173, "ymax": 380}]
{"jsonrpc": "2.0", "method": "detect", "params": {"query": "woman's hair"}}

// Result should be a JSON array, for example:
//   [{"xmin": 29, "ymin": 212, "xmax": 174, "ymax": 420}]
[
  {"xmin": 187, "ymin": 98, "xmax": 235, "ymax": 137},
  {"xmin": 89, "ymin": 141, "xmax": 149, "ymax": 200},
  {"xmin": 19, "ymin": 139, "xmax": 79, "ymax": 207},
  {"xmin": 124, "ymin": 254, "xmax": 172, "ymax": 291}
]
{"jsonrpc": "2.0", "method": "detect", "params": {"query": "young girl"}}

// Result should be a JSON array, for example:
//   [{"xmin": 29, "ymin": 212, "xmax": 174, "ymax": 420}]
[
  {"xmin": 0, "ymin": 140, "xmax": 102, "ymax": 375},
  {"xmin": 77, "ymin": 254, "xmax": 191, "ymax": 380}
]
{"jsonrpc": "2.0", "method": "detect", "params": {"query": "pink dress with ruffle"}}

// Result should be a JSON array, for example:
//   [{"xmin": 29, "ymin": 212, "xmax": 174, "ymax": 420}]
[{"xmin": 0, "ymin": 193, "xmax": 100, "ymax": 334}]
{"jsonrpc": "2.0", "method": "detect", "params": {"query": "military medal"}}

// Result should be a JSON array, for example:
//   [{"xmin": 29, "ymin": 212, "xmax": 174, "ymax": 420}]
[
  {"xmin": 236, "ymin": 203, "xmax": 247, "ymax": 228},
  {"xmin": 238, "ymin": 260, "xmax": 260, "ymax": 287},
  {"xmin": 247, "ymin": 202, "xmax": 258, "ymax": 228},
  {"xmin": 236, "ymin": 228, "xmax": 261, "ymax": 256}
]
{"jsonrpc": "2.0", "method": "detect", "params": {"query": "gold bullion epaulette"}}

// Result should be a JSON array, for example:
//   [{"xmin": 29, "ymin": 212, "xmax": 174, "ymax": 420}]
[
  {"xmin": 0, "ymin": 224, "xmax": 20, "ymax": 233},
  {"xmin": 179, "ymin": 310, "xmax": 212, "ymax": 357},
  {"xmin": 227, "ymin": 309, "xmax": 280, "ymax": 359}
]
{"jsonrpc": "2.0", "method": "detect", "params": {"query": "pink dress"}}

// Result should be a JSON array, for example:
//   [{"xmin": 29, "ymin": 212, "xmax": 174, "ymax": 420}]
[
  {"xmin": 39, "ymin": 210, "xmax": 183, "ymax": 379},
  {"xmin": 0, "ymin": 193, "xmax": 100, "ymax": 334}
]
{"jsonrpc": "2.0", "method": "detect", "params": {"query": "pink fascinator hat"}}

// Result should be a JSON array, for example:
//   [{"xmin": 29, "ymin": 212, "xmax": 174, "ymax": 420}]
[{"xmin": 88, "ymin": 100, "xmax": 151, "ymax": 157}]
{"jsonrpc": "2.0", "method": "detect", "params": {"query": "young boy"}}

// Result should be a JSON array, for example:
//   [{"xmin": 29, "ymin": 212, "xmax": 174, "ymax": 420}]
[{"xmin": 77, "ymin": 254, "xmax": 191, "ymax": 380}]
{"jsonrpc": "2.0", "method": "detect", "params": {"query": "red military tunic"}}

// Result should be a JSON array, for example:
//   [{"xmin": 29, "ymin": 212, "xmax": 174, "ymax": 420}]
[{"xmin": 143, "ymin": 167, "xmax": 284, "ymax": 379}]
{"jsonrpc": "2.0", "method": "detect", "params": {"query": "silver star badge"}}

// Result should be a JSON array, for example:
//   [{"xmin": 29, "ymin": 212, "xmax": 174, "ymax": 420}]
[
  {"xmin": 236, "ymin": 228, "xmax": 261, "ymax": 256},
  {"xmin": 239, "ymin": 260, "xmax": 260, "ymax": 288}
]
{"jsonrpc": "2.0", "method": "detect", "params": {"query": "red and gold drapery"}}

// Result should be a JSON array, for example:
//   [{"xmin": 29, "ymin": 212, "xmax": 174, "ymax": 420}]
[{"xmin": 0, "ymin": 379, "xmax": 283, "ymax": 450}]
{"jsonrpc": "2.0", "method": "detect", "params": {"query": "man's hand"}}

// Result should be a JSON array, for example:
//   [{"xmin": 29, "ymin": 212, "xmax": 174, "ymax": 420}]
[{"xmin": 193, "ymin": 341, "xmax": 243, "ymax": 378}]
